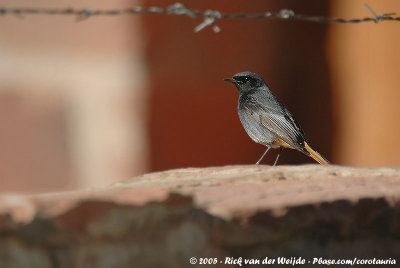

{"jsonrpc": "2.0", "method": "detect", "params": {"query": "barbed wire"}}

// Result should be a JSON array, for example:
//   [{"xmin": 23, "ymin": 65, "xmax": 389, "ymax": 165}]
[{"xmin": 0, "ymin": 2, "xmax": 398, "ymax": 33}]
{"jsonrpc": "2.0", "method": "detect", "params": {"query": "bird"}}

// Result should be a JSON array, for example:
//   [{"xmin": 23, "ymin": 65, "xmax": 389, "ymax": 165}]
[{"xmin": 224, "ymin": 71, "xmax": 329, "ymax": 166}]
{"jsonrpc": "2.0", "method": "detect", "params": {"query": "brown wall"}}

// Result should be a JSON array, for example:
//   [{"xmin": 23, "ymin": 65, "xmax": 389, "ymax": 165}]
[
  {"xmin": 144, "ymin": 0, "xmax": 333, "ymax": 171},
  {"xmin": 329, "ymin": 0, "xmax": 400, "ymax": 167}
]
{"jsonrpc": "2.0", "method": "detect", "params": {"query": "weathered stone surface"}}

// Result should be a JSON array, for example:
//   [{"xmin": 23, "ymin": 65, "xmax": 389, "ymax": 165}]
[{"xmin": 0, "ymin": 165, "xmax": 399, "ymax": 267}]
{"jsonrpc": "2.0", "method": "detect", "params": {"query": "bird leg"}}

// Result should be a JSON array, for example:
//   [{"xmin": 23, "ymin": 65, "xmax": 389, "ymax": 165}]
[
  {"xmin": 256, "ymin": 146, "xmax": 271, "ymax": 165},
  {"xmin": 273, "ymin": 147, "xmax": 283, "ymax": 166}
]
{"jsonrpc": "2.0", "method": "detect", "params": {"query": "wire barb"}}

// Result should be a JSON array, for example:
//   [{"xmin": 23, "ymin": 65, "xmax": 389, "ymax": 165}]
[
  {"xmin": 166, "ymin": 2, "xmax": 195, "ymax": 18},
  {"xmin": 363, "ymin": 3, "xmax": 396, "ymax": 24},
  {"xmin": 194, "ymin": 10, "xmax": 222, "ymax": 33},
  {"xmin": 279, "ymin": 9, "xmax": 295, "ymax": 19},
  {"xmin": 76, "ymin": 9, "xmax": 93, "ymax": 22}
]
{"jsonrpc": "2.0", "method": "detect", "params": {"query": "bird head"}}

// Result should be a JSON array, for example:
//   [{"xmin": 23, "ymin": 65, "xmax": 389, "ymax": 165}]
[{"xmin": 224, "ymin": 71, "xmax": 265, "ymax": 93}]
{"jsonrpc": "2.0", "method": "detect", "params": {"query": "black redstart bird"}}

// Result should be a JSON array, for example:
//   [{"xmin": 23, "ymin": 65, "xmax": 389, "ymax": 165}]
[{"xmin": 224, "ymin": 71, "xmax": 329, "ymax": 166}]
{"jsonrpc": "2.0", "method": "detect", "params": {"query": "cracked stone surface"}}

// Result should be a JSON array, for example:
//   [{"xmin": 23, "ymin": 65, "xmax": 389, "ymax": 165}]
[{"xmin": 0, "ymin": 165, "xmax": 399, "ymax": 267}]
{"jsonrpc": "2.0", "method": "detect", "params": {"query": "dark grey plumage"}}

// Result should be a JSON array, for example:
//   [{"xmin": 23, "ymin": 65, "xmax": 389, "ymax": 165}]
[{"xmin": 224, "ymin": 71, "xmax": 329, "ymax": 165}]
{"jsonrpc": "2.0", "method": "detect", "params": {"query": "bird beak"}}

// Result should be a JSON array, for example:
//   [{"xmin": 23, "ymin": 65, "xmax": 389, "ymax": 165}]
[{"xmin": 223, "ymin": 78, "xmax": 235, "ymax": 83}]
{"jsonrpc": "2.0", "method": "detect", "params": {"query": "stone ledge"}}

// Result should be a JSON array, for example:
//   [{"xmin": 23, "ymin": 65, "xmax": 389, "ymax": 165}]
[{"xmin": 0, "ymin": 165, "xmax": 399, "ymax": 267}]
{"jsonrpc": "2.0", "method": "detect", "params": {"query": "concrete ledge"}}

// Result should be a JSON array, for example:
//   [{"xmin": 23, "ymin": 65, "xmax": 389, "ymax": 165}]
[{"xmin": 1, "ymin": 165, "xmax": 399, "ymax": 267}]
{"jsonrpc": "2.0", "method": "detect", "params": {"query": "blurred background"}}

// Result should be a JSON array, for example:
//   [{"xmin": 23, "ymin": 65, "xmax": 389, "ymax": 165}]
[{"xmin": 0, "ymin": 0, "xmax": 399, "ymax": 193}]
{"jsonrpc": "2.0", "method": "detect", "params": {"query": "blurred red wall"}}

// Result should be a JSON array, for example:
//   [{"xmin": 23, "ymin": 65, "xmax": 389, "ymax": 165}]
[
  {"xmin": 0, "ymin": 0, "xmax": 148, "ymax": 193},
  {"xmin": 143, "ymin": 0, "xmax": 333, "ymax": 171}
]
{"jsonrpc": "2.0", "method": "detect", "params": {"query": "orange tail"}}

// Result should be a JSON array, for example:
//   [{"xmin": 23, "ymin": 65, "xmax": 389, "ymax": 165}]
[{"xmin": 304, "ymin": 142, "xmax": 330, "ymax": 165}]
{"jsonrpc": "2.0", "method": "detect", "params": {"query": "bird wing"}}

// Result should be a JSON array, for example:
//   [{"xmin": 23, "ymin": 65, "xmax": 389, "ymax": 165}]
[{"xmin": 241, "ymin": 96, "xmax": 307, "ymax": 151}]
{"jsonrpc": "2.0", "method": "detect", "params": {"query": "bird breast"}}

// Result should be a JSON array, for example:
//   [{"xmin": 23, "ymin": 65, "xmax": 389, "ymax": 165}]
[{"xmin": 237, "ymin": 105, "xmax": 276, "ymax": 146}]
